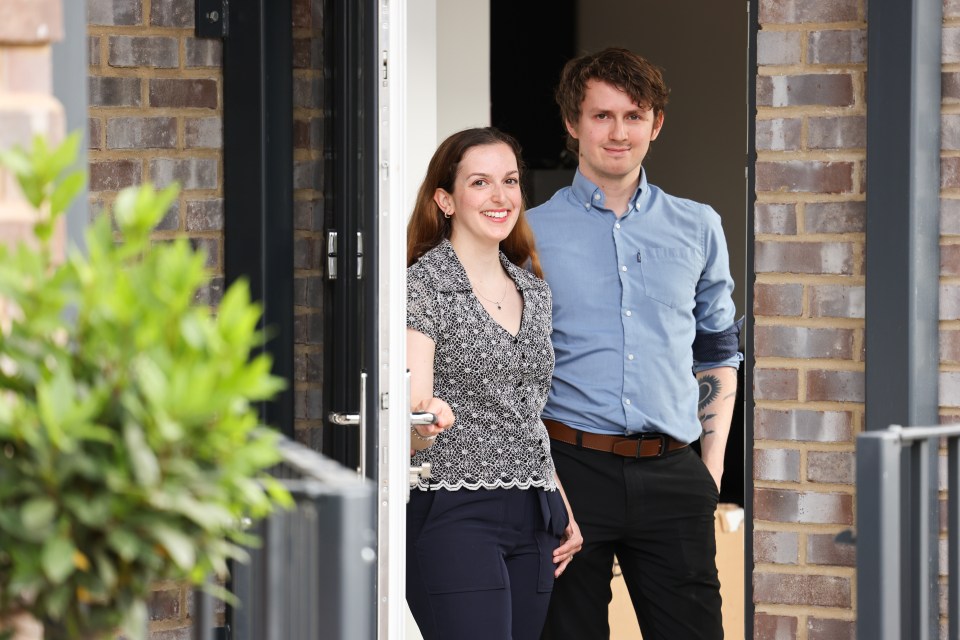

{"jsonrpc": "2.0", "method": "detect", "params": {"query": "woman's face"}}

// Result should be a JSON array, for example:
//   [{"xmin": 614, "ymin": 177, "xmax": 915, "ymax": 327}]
[{"xmin": 435, "ymin": 142, "xmax": 522, "ymax": 250}]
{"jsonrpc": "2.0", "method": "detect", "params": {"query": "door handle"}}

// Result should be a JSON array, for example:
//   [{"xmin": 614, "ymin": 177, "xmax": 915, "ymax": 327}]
[{"xmin": 327, "ymin": 371, "xmax": 368, "ymax": 478}]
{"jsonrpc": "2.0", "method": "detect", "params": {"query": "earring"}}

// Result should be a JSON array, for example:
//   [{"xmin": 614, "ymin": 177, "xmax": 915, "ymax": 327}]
[{"xmin": 443, "ymin": 210, "xmax": 453, "ymax": 219}]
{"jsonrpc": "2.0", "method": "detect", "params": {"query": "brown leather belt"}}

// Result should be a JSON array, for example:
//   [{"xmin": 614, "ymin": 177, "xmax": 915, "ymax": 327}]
[{"xmin": 544, "ymin": 419, "xmax": 688, "ymax": 459}]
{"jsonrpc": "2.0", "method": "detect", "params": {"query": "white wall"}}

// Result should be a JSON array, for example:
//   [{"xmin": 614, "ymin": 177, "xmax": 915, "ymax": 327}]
[{"xmin": 404, "ymin": 0, "xmax": 490, "ymax": 217}]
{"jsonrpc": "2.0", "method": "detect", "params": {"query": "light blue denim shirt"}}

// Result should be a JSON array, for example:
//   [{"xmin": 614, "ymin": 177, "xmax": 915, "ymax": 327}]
[{"xmin": 527, "ymin": 169, "xmax": 742, "ymax": 443}]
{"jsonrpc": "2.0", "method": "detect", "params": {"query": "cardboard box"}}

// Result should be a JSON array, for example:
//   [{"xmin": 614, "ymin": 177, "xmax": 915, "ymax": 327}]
[{"xmin": 609, "ymin": 504, "xmax": 745, "ymax": 639}]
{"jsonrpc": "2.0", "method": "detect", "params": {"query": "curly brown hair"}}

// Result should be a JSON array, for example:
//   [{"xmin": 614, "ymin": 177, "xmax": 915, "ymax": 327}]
[{"xmin": 555, "ymin": 47, "xmax": 670, "ymax": 153}]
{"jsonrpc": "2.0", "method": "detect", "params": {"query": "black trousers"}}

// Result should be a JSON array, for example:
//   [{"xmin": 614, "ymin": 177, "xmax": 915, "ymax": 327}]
[
  {"xmin": 541, "ymin": 441, "xmax": 722, "ymax": 640},
  {"xmin": 407, "ymin": 487, "xmax": 567, "ymax": 640}
]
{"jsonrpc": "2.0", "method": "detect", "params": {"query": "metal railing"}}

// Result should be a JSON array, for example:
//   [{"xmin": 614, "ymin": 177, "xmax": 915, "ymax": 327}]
[
  {"xmin": 857, "ymin": 424, "xmax": 960, "ymax": 640},
  {"xmin": 194, "ymin": 436, "xmax": 376, "ymax": 640}
]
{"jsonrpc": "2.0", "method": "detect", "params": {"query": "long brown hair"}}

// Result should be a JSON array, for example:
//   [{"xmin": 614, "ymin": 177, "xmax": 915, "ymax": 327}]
[{"xmin": 406, "ymin": 127, "xmax": 543, "ymax": 278}]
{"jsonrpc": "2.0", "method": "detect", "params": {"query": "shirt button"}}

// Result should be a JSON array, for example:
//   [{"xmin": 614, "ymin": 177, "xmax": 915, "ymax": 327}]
[
  {"xmin": 620, "ymin": 265, "xmax": 627, "ymax": 272},
  {"xmin": 627, "ymin": 354, "xmax": 634, "ymax": 360},
  {"xmin": 584, "ymin": 202, "xmax": 591, "ymax": 209},
  {"xmin": 624, "ymin": 398, "xmax": 632, "ymax": 405},
  {"xmin": 624, "ymin": 310, "xmax": 632, "ymax": 317},
  {"xmin": 593, "ymin": 193, "xmax": 601, "ymax": 200},
  {"xmin": 615, "ymin": 223, "xmax": 621, "ymax": 230}
]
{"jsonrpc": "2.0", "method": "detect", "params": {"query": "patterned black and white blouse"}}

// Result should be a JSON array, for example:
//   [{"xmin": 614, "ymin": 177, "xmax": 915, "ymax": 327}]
[{"xmin": 407, "ymin": 239, "xmax": 557, "ymax": 491}]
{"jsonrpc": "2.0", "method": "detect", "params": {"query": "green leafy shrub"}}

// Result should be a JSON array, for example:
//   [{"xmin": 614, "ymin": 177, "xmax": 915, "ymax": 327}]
[{"xmin": 0, "ymin": 134, "xmax": 292, "ymax": 639}]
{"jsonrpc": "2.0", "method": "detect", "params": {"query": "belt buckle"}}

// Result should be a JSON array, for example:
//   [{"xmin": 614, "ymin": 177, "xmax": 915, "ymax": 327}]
[{"xmin": 638, "ymin": 433, "xmax": 667, "ymax": 458}]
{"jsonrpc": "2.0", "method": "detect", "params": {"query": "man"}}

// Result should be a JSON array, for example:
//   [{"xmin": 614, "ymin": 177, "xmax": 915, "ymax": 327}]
[{"xmin": 527, "ymin": 47, "xmax": 742, "ymax": 640}]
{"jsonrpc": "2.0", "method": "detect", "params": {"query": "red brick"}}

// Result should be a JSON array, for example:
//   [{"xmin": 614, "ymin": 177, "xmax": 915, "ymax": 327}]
[
  {"xmin": 294, "ymin": 159, "xmax": 322, "ymax": 190},
  {"xmin": 941, "ymin": 330, "xmax": 960, "ymax": 363},
  {"xmin": 293, "ymin": 0, "xmax": 312, "ymax": 27},
  {"xmin": 0, "ymin": 0, "xmax": 63, "ymax": 43},
  {"xmin": 944, "ymin": 198, "xmax": 960, "ymax": 235},
  {"xmin": 89, "ymin": 76, "xmax": 142, "ymax": 107},
  {"xmin": 4, "ymin": 47, "xmax": 52, "ymax": 93},
  {"xmin": 808, "ymin": 116, "xmax": 865, "ymax": 150},
  {"xmin": 108, "ymin": 36, "xmax": 178, "ymax": 68},
  {"xmin": 753, "ymin": 572, "xmax": 851, "ymax": 607},
  {"xmin": 189, "ymin": 238, "xmax": 219, "ymax": 269},
  {"xmin": 89, "ymin": 159, "xmax": 142, "ymax": 192},
  {"xmin": 941, "ymin": 371, "xmax": 960, "ymax": 407},
  {"xmin": 755, "ymin": 325, "xmax": 854, "ymax": 359},
  {"xmin": 755, "ymin": 241, "xmax": 853, "ymax": 274},
  {"xmin": 942, "ymin": 244, "xmax": 960, "ymax": 275},
  {"xmin": 185, "ymin": 117, "xmax": 222, "ymax": 149},
  {"xmin": 294, "ymin": 388, "xmax": 323, "ymax": 420},
  {"xmin": 756, "ymin": 74, "xmax": 854, "ymax": 108},
  {"xmin": 803, "ymin": 201, "xmax": 865, "ymax": 234},
  {"xmin": 185, "ymin": 38, "xmax": 221, "ymax": 68},
  {"xmin": 807, "ymin": 450, "xmax": 854, "ymax": 484},
  {"xmin": 806, "ymin": 370, "xmax": 864, "ymax": 403},
  {"xmin": 946, "ymin": 27, "xmax": 960, "ymax": 64},
  {"xmin": 149, "ymin": 79, "xmax": 218, "ymax": 109},
  {"xmin": 941, "ymin": 157, "xmax": 960, "ymax": 189},
  {"xmin": 294, "ymin": 275, "xmax": 324, "ymax": 307},
  {"xmin": 808, "ymin": 30, "xmax": 866, "ymax": 65},
  {"xmin": 294, "ymin": 351, "xmax": 322, "ymax": 382},
  {"xmin": 194, "ymin": 276, "xmax": 224, "ymax": 306},
  {"xmin": 756, "ymin": 118, "xmax": 802, "ymax": 152},
  {"xmin": 754, "ymin": 530, "xmax": 799, "ymax": 564},
  {"xmin": 150, "ymin": 0, "xmax": 194, "ymax": 27},
  {"xmin": 755, "ymin": 488, "xmax": 853, "ymax": 525},
  {"xmin": 147, "ymin": 587, "xmax": 181, "ymax": 621},
  {"xmin": 755, "ymin": 202, "xmax": 796, "ymax": 235},
  {"xmin": 88, "ymin": 118, "xmax": 103, "ymax": 151},
  {"xmin": 294, "ymin": 199, "xmax": 323, "ymax": 231},
  {"xmin": 294, "ymin": 77, "xmax": 321, "ymax": 109},
  {"xmin": 941, "ymin": 285, "xmax": 960, "ymax": 320},
  {"xmin": 106, "ymin": 116, "xmax": 176, "ymax": 149},
  {"xmin": 149, "ymin": 158, "xmax": 218, "ymax": 190},
  {"xmin": 293, "ymin": 236, "xmax": 318, "ymax": 270},
  {"xmin": 759, "ymin": 0, "xmax": 858, "ymax": 23},
  {"xmin": 943, "ymin": 115, "xmax": 960, "ymax": 151},
  {"xmin": 754, "ymin": 448, "xmax": 801, "ymax": 482},
  {"xmin": 184, "ymin": 198, "xmax": 223, "ymax": 232},
  {"xmin": 754, "ymin": 283, "xmax": 803, "ymax": 317},
  {"xmin": 293, "ymin": 38, "xmax": 313, "ymax": 69},
  {"xmin": 756, "ymin": 409, "xmax": 853, "ymax": 442},
  {"xmin": 88, "ymin": 35, "xmax": 101, "ymax": 66},
  {"xmin": 754, "ymin": 613, "xmax": 798, "ymax": 640},
  {"xmin": 945, "ymin": 72, "xmax": 960, "ymax": 101},
  {"xmin": 753, "ymin": 369, "xmax": 798, "ymax": 401},
  {"xmin": 87, "ymin": 0, "xmax": 142, "ymax": 26},
  {"xmin": 756, "ymin": 161, "xmax": 854, "ymax": 194},
  {"xmin": 948, "ymin": 0, "xmax": 960, "ymax": 19},
  {"xmin": 809, "ymin": 285, "xmax": 864, "ymax": 319},
  {"xmin": 807, "ymin": 532, "xmax": 856, "ymax": 567},
  {"xmin": 807, "ymin": 618, "xmax": 855, "ymax": 640},
  {"xmin": 757, "ymin": 30, "xmax": 802, "ymax": 66}
]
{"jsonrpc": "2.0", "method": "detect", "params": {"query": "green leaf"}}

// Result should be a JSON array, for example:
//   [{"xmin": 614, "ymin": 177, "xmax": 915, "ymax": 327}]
[
  {"xmin": 120, "ymin": 599, "xmax": 147, "ymax": 640},
  {"xmin": 21, "ymin": 498, "xmax": 57, "ymax": 531},
  {"xmin": 107, "ymin": 529, "xmax": 141, "ymax": 562},
  {"xmin": 41, "ymin": 536, "xmax": 76, "ymax": 583},
  {"xmin": 123, "ymin": 421, "xmax": 159, "ymax": 486},
  {"xmin": 49, "ymin": 170, "xmax": 85, "ymax": 217},
  {"xmin": 151, "ymin": 524, "xmax": 196, "ymax": 570}
]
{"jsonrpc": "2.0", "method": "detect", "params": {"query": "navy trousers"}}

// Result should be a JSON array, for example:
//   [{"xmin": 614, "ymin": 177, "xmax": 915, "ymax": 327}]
[
  {"xmin": 407, "ymin": 487, "xmax": 567, "ymax": 640},
  {"xmin": 541, "ymin": 442, "xmax": 722, "ymax": 640}
]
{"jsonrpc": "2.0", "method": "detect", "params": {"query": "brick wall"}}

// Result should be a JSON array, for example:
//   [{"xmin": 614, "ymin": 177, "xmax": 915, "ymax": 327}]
[
  {"xmin": 87, "ymin": 0, "xmax": 324, "ymax": 637},
  {"xmin": 753, "ymin": 0, "xmax": 865, "ymax": 637},
  {"xmin": 0, "ymin": 0, "xmax": 65, "ymax": 253},
  {"xmin": 291, "ymin": 0, "xmax": 325, "ymax": 451}
]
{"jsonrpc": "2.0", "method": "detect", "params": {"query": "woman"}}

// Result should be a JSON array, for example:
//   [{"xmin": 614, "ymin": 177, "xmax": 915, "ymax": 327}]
[{"xmin": 405, "ymin": 127, "xmax": 582, "ymax": 640}]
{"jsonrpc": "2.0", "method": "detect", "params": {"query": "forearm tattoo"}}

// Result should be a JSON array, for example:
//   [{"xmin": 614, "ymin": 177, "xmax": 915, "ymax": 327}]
[{"xmin": 698, "ymin": 374, "xmax": 720, "ymax": 437}]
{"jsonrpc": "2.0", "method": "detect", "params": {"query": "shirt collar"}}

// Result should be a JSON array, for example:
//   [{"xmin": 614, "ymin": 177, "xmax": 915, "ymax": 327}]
[
  {"xmin": 425, "ymin": 238, "xmax": 537, "ymax": 293},
  {"xmin": 569, "ymin": 168, "xmax": 649, "ymax": 215}
]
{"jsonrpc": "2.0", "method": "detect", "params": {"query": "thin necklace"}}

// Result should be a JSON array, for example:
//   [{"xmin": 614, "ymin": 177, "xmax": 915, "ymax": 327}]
[{"xmin": 474, "ymin": 277, "xmax": 508, "ymax": 310}]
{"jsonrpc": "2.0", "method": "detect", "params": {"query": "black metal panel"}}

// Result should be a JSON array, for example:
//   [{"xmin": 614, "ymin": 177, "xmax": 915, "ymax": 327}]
[
  {"xmin": 865, "ymin": 0, "xmax": 941, "ymax": 430},
  {"xmin": 744, "ymin": 2, "xmax": 759, "ymax": 638},
  {"xmin": 222, "ymin": 0, "xmax": 295, "ymax": 438},
  {"xmin": 324, "ymin": 0, "xmax": 379, "ymax": 475}
]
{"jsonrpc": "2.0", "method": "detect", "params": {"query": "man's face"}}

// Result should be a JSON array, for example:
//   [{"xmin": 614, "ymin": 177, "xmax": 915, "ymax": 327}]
[{"xmin": 565, "ymin": 79, "xmax": 664, "ymax": 187}]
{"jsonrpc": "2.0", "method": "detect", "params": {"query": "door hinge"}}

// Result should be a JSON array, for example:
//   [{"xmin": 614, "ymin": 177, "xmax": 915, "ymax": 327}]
[
  {"xmin": 195, "ymin": 0, "xmax": 229, "ymax": 38},
  {"xmin": 326, "ymin": 231, "xmax": 364, "ymax": 280}
]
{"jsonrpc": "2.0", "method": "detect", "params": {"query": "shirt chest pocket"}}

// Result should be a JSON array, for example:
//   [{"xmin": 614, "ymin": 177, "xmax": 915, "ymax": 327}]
[{"xmin": 638, "ymin": 247, "xmax": 701, "ymax": 309}]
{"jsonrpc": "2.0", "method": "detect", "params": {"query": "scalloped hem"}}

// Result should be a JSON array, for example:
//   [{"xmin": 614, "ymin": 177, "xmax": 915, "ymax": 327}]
[{"xmin": 412, "ymin": 478, "xmax": 557, "ymax": 492}]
